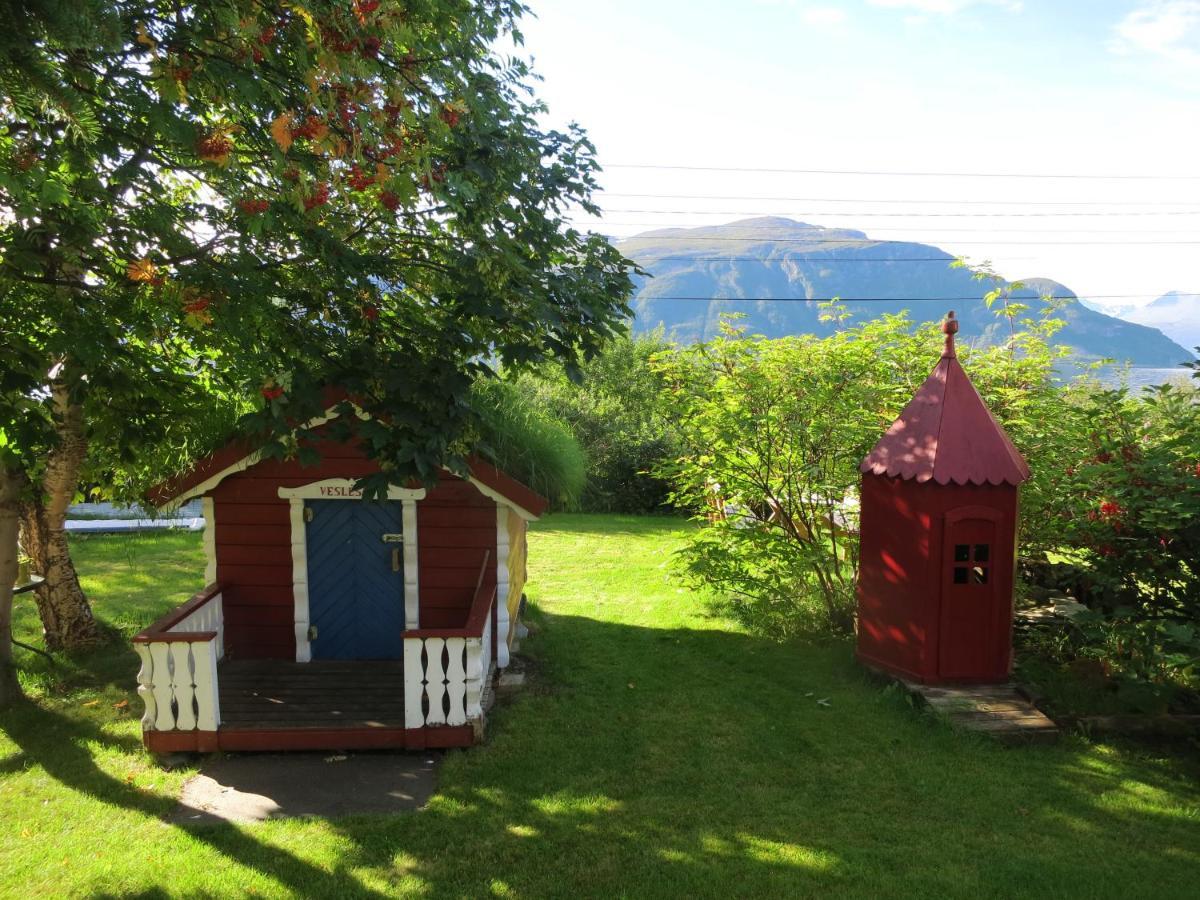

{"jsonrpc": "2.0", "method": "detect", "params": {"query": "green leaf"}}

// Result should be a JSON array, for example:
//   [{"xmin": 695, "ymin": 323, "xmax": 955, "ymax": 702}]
[{"xmin": 39, "ymin": 179, "xmax": 71, "ymax": 206}]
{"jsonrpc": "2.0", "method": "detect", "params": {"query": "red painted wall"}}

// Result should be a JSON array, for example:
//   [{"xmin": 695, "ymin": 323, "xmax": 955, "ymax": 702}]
[
  {"xmin": 211, "ymin": 435, "xmax": 497, "ymax": 660},
  {"xmin": 855, "ymin": 474, "xmax": 1018, "ymax": 683}
]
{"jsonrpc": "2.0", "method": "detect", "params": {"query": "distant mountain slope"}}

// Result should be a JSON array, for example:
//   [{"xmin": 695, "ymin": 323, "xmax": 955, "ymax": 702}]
[
  {"xmin": 1120, "ymin": 291, "xmax": 1200, "ymax": 356},
  {"xmin": 618, "ymin": 218, "xmax": 1194, "ymax": 366}
]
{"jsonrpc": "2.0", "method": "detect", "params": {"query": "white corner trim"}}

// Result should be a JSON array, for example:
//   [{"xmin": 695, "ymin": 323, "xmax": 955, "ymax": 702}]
[
  {"xmin": 468, "ymin": 476, "xmax": 539, "ymax": 522},
  {"xmin": 202, "ymin": 497, "xmax": 217, "ymax": 586},
  {"xmin": 278, "ymin": 478, "xmax": 426, "ymax": 501},
  {"xmin": 495, "ymin": 503, "xmax": 511, "ymax": 668}
]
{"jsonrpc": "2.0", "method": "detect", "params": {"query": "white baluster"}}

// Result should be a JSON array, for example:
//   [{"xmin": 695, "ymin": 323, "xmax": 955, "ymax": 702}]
[
  {"xmin": 192, "ymin": 640, "xmax": 221, "ymax": 731},
  {"xmin": 424, "ymin": 637, "xmax": 447, "ymax": 725},
  {"xmin": 150, "ymin": 643, "xmax": 176, "ymax": 731},
  {"xmin": 464, "ymin": 637, "xmax": 483, "ymax": 721},
  {"xmin": 445, "ymin": 637, "xmax": 467, "ymax": 726},
  {"xmin": 170, "ymin": 643, "xmax": 197, "ymax": 731},
  {"xmin": 134, "ymin": 644, "xmax": 157, "ymax": 730},
  {"xmin": 403, "ymin": 638, "xmax": 427, "ymax": 728},
  {"xmin": 214, "ymin": 593, "xmax": 225, "ymax": 661},
  {"xmin": 481, "ymin": 612, "xmax": 493, "ymax": 685}
]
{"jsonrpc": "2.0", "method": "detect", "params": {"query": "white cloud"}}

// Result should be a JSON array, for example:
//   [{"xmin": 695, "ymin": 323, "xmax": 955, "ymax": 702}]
[
  {"xmin": 1110, "ymin": 1, "xmax": 1200, "ymax": 65},
  {"xmin": 801, "ymin": 6, "xmax": 848, "ymax": 26},
  {"xmin": 867, "ymin": 0, "xmax": 1022, "ymax": 13}
]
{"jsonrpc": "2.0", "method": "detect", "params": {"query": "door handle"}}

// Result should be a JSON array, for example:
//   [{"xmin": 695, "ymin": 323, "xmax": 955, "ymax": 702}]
[{"xmin": 392, "ymin": 548, "xmax": 401, "ymax": 572}]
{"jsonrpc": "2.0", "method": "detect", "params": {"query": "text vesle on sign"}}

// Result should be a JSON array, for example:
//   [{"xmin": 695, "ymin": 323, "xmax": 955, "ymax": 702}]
[{"xmin": 319, "ymin": 485, "xmax": 363, "ymax": 498}]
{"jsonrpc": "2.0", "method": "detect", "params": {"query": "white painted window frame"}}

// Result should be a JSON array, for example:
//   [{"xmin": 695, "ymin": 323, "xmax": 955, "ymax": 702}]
[{"xmin": 278, "ymin": 479, "xmax": 425, "ymax": 663}]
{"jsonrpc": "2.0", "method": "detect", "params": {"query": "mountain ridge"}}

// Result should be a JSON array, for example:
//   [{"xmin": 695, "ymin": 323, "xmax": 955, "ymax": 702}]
[{"xmin": 616, "ymin": 218, "xmax": 1194, "ymax": 366}]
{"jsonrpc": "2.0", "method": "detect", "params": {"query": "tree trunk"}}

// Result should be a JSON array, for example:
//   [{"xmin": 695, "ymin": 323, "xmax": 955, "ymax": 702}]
[
  {"xmin": 20, "ymin": 379, "xmax": 100, "ymax": 652},
  {"xmin": 0, "ymin": 466, "xmax": 24, "ymax": 707}
]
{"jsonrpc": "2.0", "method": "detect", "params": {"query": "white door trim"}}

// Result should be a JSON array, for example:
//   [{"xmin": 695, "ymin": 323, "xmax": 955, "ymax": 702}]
[{"xmin": 281, "ymin": 480, "xmax": 423, "ymax": 662}]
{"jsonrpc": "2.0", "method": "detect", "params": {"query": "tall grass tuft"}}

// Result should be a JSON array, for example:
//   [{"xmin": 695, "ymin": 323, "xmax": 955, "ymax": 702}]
[{"xmin": 470, "ymin": 379, "xmax": 587, "ymax": 510}]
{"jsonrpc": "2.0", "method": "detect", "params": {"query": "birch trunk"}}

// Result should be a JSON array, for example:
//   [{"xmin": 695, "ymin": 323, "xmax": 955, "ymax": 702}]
[
  {"xmin": 0, "ymin": 467, "xmax": 23, "ymax": 707},
  {"xmin": 20, "ymin": 379, "xmax": 99, "ymax": 652}
]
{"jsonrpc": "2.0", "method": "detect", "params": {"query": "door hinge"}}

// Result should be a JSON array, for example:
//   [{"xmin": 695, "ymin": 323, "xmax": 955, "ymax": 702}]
[
  {"xmin": 304, "ymin": 506, "xmax": 314, "ymax": 523},
  {"xmin": 381, "ymin": 532, "xmax": 404, "ymax": 543},
  {"xmin": 307, "ymin": 625, "xmax": 318, "ymax": 641}
]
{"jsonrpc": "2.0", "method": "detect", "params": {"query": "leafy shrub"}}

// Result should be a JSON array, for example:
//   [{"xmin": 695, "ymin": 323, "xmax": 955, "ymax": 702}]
[
  {"xmin": 1054, "ymin": 382, "xmax": 1200, "ymax": 621},
  {"xmin": 654, "ymin": 313, "xmax": 934, "ymax": 636},
  {"xmin": 1016, "ymin": 377, "xmax": 1200, "ymax": 702},
  {"xmin": 470, "ymin": 379, "xmax": 587, "ymax": 510},
  {"xmin": 512, "ymin": 333, "xmax": 681, "ymax": 513}
]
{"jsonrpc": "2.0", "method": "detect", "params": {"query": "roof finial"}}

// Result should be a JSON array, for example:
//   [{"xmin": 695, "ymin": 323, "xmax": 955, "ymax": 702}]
[{"xmin": 941, "ymin": 310, "xmax": 958, "ymax": 358}]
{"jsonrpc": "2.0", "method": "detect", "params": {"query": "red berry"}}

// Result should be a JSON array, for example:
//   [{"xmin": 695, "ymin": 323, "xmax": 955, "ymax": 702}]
[
  {"xmin": 379, "ymin": 190, "xmax": 400, "ymax": 211},
  {"xmin": 1095, "ymin": 451, "xmax": 1112, "ymax": 464},
  {"xmin": 238, "ymin": 198, "xmax": 269, "ymax": 215},
  {"xmin": 261, "ymin": 384, "xmax": 285, "ymax": 401},
  {"xmin": 304, "ymin": 182, "xmax": 329, "ymax": 210},
  {"xmin": 361, "ymin": 37, "xmax": 381, "ymax": 59},
  {"xmin": 347, "ymin": 166, "xmax": 374, "ymax": 192},
  {"xmin": 362, "ymin": 304, "xmax": 379, "ymax": 321},
  {"xmin": 196, "ymin": 132, "xmax": 234, "ymax": 164}
]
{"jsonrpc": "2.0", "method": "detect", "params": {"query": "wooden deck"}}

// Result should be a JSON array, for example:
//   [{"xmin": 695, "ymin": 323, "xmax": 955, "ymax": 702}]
[{"xmin": 219, "ymin": 660, "xmax": 408, "ymax": 731}]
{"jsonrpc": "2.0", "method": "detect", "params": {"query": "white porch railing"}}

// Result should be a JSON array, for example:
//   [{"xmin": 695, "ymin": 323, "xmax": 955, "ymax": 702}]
[
  {"xmin": 133, "ymin": 584, "xmax": 224, "ymax": 742},
  {"xmin": 403, "ymin": 554, "xmax": 496, "ymax": 732}
]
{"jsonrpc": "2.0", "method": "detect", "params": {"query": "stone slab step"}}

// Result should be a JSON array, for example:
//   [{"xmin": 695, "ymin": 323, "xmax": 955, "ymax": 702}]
[{"xmin": 900, "ymin": 680, "xmax": 1060, "ymax": 745}]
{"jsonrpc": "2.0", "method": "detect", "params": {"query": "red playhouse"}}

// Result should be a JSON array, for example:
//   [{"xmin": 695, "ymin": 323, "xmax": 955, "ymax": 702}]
[
  {"xmin": 132, "ymin": 404, "xmax": 545, "ymax": 753},
  {"xmin": 856, "ymin": 312, "xmax": 1030, "ymax": 684}
]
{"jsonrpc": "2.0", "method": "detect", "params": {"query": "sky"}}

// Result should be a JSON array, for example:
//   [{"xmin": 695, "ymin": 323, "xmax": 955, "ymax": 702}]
[{"xmin": 517, "ymin": 0, "xmax": 1200, "ymax": 309}]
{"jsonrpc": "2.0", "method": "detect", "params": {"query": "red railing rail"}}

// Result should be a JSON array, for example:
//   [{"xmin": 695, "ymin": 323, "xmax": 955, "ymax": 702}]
[
  {"xmin": 405, "ymin": 552, "xmax": 495, "ymax": 639},
  {"xmin": 133, "ymin": 583, "xmax": 223, "ymax": 644}
]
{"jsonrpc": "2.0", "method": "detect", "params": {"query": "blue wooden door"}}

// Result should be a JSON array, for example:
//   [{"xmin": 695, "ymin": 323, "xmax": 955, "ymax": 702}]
[{"xmin": 306, "ymin": 500, "xmax": 405, "ymax": 660}]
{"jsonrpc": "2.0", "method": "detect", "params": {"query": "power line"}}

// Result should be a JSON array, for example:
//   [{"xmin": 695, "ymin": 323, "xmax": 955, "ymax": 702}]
[
  {"xmin": 626, "ymin": 256, "xmax": 1024, "ymax": 263},
  {"xmin": 632, "ymin": 293, "xmax": 1190, "ymax": 303},
  {"xmin": 603, "ymin": 163, "xmax": 1200, "ymax": 181},
  {"xmin": 593, "ymin": 207, "xmax": 1200, "ymax": 218},
  {"xmin": 607, "ymin": 236, "xmax": 1200, "ymax": 246},
  {"xmin": 598, "ymin": 192, "xmax": 1200, "ymax": 207},
  {"xmin": 589, "ymin": 222, "xmax": 1200, "ymax": 234}
]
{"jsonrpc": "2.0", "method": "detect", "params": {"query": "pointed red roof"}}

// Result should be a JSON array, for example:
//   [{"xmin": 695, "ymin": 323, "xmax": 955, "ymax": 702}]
[{"xmin": 860, "ymin": 313, "xmax": 1030, "ymax": 486}]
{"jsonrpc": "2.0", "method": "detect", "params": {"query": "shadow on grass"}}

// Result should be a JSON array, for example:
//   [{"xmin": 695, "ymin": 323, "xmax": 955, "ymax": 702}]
[
  {"xmin": 1, "ymin": 700, "xmax": 391, "ymax": 898},
  {"xmin": 298, "ymin": 614, "xmax": 1200, "ymax": 896},
  {"xmin": 5, "ymin": 610, "xmax": 1200, "ymax": 896}
]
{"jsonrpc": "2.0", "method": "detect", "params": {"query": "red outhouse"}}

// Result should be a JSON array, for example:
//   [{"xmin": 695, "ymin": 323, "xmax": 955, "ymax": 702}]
[
  {"xmin": 131, "ymin": 402, "xmax": 546, "ymax": 753},
  {"xmin": 855, "ymin": 312, "xmax": 1030, "ymax": 684}
]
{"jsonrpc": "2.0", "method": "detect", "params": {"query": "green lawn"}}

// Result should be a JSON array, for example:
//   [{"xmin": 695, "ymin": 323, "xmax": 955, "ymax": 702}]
[{"xmin": 2, "ymin": 515, "xmax": 1199, "ymax": 898}]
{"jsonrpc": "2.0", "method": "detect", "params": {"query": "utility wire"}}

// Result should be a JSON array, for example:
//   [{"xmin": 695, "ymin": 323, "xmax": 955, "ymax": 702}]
[
  {"xmin": 604, "ymin": 236, "xmax": 1200, "ymax": 246},
  {"xmin": 587, "ymin": 222, "xmax": 1200, "ymax": 234},
  {"xmin": 632, "ymin": 294, "xmax": 1187, "ymax": 303},
  {"xmin": 598, "ymin": 192, "xmax": 1200, "ymax": 207},
  {"xmin": 602, "ymin": 163, "xmax": 1200, "ymax": 180},
  {"xmin": 626, "ymin": 256, "xmax": 1025, "ymax": 263},
  {"xmin": 590, "ymin": 207, "xmax": 1200, "ymax": 218}
]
